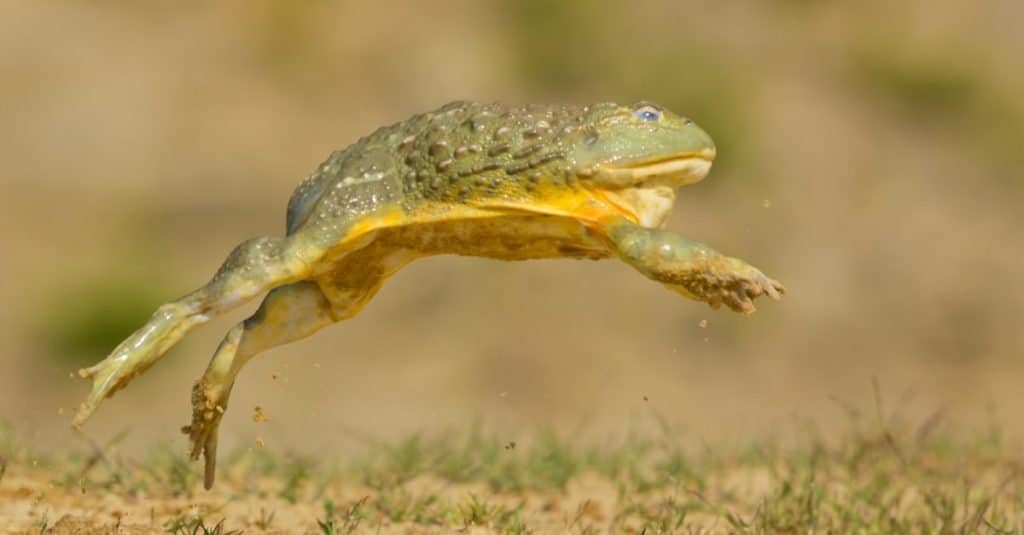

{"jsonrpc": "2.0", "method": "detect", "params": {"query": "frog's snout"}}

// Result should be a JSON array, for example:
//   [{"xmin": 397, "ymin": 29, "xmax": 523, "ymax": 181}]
[{"xmin": 680, "ymin": 120, "xmax": 716, "ymax": 161}]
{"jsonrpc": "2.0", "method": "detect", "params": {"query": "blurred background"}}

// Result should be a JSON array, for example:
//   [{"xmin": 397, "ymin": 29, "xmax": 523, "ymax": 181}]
[{"xmin": 1, "ymin": 1, "xmax": 1021, "ymax": 458}]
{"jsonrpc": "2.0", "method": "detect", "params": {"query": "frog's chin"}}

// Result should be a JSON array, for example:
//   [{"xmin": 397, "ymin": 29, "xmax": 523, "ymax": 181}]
[
  {"xmin": 605, "ymin": 185, "xmax": 678, "ymax": 228},
  {"xmin": 585, "ymin": 153, "xmax": 714, "ymax": 189}
]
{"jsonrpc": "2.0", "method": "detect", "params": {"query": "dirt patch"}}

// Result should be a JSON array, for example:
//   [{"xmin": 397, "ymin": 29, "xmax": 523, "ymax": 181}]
[{"xmin": 3, "ymin": 423, "xmax": 1023, "ymax": 534}]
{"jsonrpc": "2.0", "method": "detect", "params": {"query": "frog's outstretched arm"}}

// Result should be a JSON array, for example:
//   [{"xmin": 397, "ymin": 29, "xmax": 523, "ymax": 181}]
[
  {"xmin": 602, "ymin": 217, "xmax": 784, "ymax": 313},
  {"xmin": 73, "ymin": 236, "xmax": 313, "ymax": 428}
]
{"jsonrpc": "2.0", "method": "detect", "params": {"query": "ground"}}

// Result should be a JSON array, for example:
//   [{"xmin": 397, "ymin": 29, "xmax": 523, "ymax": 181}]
[{"xmin": 3, "ymin": 414, "xmax": 1022, "ymax": 534}]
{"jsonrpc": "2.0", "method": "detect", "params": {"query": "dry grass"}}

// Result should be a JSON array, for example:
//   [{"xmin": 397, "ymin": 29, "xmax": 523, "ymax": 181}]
[{"xmin": 3, "ymin": 407, "xmax": 1022, "ymax": 534}]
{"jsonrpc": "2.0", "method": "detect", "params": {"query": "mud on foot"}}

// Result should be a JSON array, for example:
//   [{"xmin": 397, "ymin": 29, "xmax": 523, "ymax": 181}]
[{"xmin": 181, "ymin": 379, "xmax": 228, "ymax": 489}]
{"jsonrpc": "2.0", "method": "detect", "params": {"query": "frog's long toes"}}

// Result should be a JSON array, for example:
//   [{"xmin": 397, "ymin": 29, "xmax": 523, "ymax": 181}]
[
  {"xmin": 743, "ymin": 281, "xmax": 764, "ymax": 299},
  {"xmin": 184, "ymin": 378, "xmax": 229, "ymax": 490},
  {"xmin": 771, "ymin": 280, "xmax": 786, "ymax": 299},
  {"xmin": 72, "ymin": 404, "xmax": 94, "ymax": 429},
  {"xmin": 731, "ymin": 294, "xmax": 757, "ymax": 314},
  {"xmin": 725, "ymin": 282, "xmax": 755, "ymax": 313},
  {"xmin": 73, "ymin": 360, "xmax": 126, "ymax": 427},
  {"xmin": 182, "ymin": 424, "xmax": 203, "ymax": 460},
  {"xmin": 183, "ymin": 411, "xmax": 221, "ymax": 490},
  {"xmin": 203, "ymin": 431, "xmax": 219, "ymax": 490}
]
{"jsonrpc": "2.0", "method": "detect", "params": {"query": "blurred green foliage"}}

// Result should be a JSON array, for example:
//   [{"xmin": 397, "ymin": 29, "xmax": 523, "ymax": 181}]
[
  {"xmin": 35, "ymin": 276, "xmax": 174, "ymax": 366},
  {"xmin": 501, "ymin": 0, "xmax": 611, "ymax": 94},
  {"xmin": 852, "ymin": 46, "xmax": 978, "ymax": 118},
  {"xmin": 851, "ymin": 41, "xmax": 1024, "ymax": 178},
  {"xmin": 501, "ymin": 0, "xmax": 752, "ymax": 175},
  {"xmin": 250, "ymin": 1, "xmax": 328, "ymax": 84}
]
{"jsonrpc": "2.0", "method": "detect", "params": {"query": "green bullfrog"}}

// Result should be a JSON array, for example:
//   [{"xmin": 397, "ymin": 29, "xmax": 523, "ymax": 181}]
[{"xmin": 73, "ymin": 100, "xmax": 784, "ymax": 488}]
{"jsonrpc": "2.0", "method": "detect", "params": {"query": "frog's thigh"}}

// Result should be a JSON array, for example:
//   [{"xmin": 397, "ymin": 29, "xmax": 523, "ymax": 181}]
[
  {"xmin": 203, "ymin": 280, "xmax": 333, "ymax": 386},
  {"xmin": 188, "ymin": 236, "xmax": 314, "ymax": 313}
]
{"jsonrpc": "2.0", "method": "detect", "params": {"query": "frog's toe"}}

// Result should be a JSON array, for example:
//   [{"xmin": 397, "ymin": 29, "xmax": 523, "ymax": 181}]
[
  {"xmin": 182, "ymin": 379, "xmax": 227, "ymax": 489},
  {"xmin": 745, "ymin": 271, "xmax": 785, "ymax": 303},
  {"xmin": 180, "ymin": 421, "xmax": 221, "ymax": 491},
  {"xmin": 725, "ymin": 288, "xmax": 757, "ymax": 314},
  {"xmin": 73, "ymin": 355, "xmax": 143, "ymax": 427},
  {"xmin": 695, "ymin": 267, "xmax": 784, "ymax": 315},
  {"xmin": 73, "ymin": 302, "xmax": 205, "ymax": 428},
  {"xmin": 725, "ymin": 264, "xmax": 785, "ymax": 313}
]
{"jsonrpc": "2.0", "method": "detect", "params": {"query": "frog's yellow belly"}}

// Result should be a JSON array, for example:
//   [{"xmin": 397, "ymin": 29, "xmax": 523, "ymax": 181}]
[
  {"xmin": 312, "ymin": 215, "xmax": 612, "ymax": 309},
  {"xmin": 389, "ymin": 215, "xmax": 611, "ymax": 260}
]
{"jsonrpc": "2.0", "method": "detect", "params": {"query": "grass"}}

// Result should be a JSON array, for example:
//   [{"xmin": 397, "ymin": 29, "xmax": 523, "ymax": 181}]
[
  {"xmin": 164, "ymin": 515, "xmax": 241, "ymax": 535},
  {"xmin": 1, "ymin": 410, "xmax": 1022, "ymax": 533}
]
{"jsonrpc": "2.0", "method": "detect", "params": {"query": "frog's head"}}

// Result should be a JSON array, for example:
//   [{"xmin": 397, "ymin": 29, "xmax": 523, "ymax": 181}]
[{"xmin": 568, "ymin": 101, "xmax": 716, "ymax": 190}]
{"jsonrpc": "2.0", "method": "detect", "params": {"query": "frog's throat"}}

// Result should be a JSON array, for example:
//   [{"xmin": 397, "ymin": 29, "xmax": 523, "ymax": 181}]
[{"xmin": 583, "ymin": 152, "xmax": 715, "ymax": 189}]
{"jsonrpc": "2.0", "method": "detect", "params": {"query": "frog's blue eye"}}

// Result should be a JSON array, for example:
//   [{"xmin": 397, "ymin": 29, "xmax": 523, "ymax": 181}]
[{"xmin": 633, "ymin": 105, "xmax": 661, "ymax": 122}]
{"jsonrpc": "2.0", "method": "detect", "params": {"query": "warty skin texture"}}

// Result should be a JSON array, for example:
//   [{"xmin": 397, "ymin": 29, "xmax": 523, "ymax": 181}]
[{"xmin": 73, "ymin": 100, "xmax": 783, "ymax": 489}]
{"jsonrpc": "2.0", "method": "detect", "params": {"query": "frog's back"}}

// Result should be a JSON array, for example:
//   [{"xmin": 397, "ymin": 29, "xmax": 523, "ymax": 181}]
[
  {"xmin": 284, "ymin": 108, "xmax": 435, "ymax": 236},
  {"xmin": 285, "ymin": 100, "xmax": 597, "ymax": 237}
]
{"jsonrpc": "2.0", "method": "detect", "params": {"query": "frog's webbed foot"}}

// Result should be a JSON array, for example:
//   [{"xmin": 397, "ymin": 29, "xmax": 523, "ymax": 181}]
[
  {"xmin": 182, "ymin": 368, "xmax": 233, "ymax": 490},
  {"xmin": 182, "ymin": 321, "xmax": 245, "ymax": 490},
  {"xmin": 74, "ymin": 302, "xmax": 204, "ymax": 428},
  {"xmin": 607, "ymin": 218, "xmax": 785, "ymax": 314}
]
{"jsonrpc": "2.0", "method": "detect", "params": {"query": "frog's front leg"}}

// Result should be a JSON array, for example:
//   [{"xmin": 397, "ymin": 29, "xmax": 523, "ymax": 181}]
[{"xmin": 604, "ymin": 218, "xmax": 784, "ymax": 313}]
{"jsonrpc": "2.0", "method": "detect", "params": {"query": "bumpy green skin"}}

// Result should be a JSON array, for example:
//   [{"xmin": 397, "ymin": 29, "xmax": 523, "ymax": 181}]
[
  {"xmin": 296, "ymin": 103, "xmax": 566, "ymax": 219},
  {"xmin": 73, "ymin": 100, "xmax": 782, "ymax": 490},
  {"xmin": 285, "ymin": 101, "xmax": 713, "ymax": 238},
  {"xmin": 287, "ymin": 102, "xmax": 584, "ymax": 234}
]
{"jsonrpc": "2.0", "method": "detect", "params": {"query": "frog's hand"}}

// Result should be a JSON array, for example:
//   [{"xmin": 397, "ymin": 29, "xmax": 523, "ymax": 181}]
[
  {"xmin": 73, "ymin": 236, "xmax": 312, "ymax": 428},
  {"xmin": 604, "ymin": 218, "xmax": 784, "ymax": 313},
  {"xmin": 662, "ymin": 256, "xmax": 785, "ymax": 313}
]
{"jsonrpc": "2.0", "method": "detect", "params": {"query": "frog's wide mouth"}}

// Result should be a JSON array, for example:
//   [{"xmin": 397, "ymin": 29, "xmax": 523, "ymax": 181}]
[{"xmin": 585, "ymin": 149, "xmax": 716, "ymax": 188}]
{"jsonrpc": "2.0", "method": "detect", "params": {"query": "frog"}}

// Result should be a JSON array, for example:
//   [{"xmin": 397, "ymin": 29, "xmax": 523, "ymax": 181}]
[{"xmin": 72, "ymin": 100, "xmax": 784, "ymax": 489}]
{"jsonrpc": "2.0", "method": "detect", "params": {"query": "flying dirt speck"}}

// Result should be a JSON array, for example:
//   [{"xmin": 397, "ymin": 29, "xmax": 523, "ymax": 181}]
[{"xmin": 252, "ymin": 406, "xmax": 270, "ymax": 423}]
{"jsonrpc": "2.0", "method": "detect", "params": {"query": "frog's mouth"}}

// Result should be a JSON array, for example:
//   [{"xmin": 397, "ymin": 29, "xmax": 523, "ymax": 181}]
[{"xmin": 586, "ymin": 150, "xmax": 715, "ymax": 189}]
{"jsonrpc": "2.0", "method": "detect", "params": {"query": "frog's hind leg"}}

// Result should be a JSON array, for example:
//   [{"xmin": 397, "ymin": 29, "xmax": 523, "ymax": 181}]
[
  {"xmin": 183, "ymin": 280, "xmax": 336, "ymax": 489},
  {"xmin": 73, "ymin": 236, "xmax": 312, "ymax": 428}
]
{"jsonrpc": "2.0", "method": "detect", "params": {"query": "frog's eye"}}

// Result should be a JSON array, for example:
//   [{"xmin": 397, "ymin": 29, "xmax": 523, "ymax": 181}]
[{"xmin": 633, "ymin": 105, "xmax": 661, "ymax": 122}]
